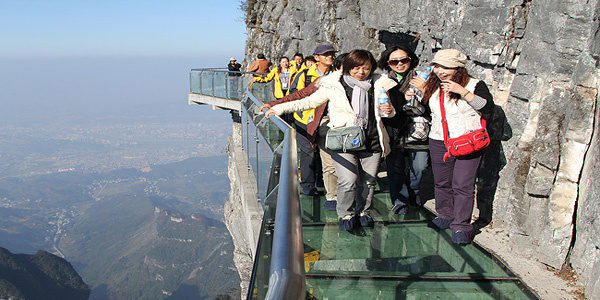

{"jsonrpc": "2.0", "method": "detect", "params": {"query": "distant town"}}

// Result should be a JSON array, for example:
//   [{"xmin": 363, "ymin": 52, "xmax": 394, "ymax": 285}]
[{"xmin": 0, "ymin": 116, "xmax": 232, "ymax": 179}]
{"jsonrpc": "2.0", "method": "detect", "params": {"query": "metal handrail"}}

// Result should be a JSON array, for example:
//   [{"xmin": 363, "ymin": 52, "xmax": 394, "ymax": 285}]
[
  {"xmin": 245, "ymin": 86, "xmax": 305, "ymax": 300},
  {"xmin": 190, "ymin": 67, "xmax": 268, "ymax": 76}
]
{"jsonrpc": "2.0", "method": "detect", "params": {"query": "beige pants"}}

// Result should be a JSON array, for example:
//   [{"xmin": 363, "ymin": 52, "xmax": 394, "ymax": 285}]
[{"xmin": 317, "ymin": 117, "xmax": 338, "ymax": 201}]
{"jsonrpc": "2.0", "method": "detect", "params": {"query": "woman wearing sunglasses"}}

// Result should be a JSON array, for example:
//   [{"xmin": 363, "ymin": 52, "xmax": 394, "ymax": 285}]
[
  {"xmin": 405, "ymin": 49, "xmax": 493, "ymax": 244},
  {"xmin": 265, "ymin": 49, "xmax": 397, "ymax": 231},
  {"xmin": 378, "ymin": 45, "xmax": 430, "ymax": 216}
]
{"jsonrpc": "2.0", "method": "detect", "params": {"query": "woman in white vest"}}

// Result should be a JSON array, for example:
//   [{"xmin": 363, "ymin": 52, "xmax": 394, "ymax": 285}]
[{"xmin": 406, "ymin": 49, "xmax": 494, "ymax": 244}]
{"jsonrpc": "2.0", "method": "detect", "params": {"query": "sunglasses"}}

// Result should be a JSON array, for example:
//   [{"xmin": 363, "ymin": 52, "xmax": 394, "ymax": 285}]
[
  {"xmin": 319, "ymin": 51, "xmax": 336, "ymax": 57},
  {"xmin": 388, "ymin": 57, "xmax": 411, "ymax": 66}
]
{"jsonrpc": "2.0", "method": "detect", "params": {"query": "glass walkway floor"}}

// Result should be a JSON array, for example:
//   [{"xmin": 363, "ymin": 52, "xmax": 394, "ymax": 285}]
[{"xmin": 298, "ymin": 185, "xmax": 538, "ymax": 299}]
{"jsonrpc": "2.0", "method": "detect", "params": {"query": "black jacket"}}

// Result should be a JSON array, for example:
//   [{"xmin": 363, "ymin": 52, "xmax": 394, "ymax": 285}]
[{"xmin": 227, "ymin": 62, "xmax": 241, "ymax": 76}]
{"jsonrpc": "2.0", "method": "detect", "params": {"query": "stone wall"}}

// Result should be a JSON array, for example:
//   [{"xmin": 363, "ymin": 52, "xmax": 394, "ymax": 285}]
[{"xmin": 242, "ymin": 0, "xmax": 600, "ymax": 297}]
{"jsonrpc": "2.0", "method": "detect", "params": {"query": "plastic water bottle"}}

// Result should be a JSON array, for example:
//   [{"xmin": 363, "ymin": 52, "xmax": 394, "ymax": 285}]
[
  {"xmin": 406, "ymin": 67, "xmax": 432, "ymax": 109},
  {"xmin": 378, "ymin": 90, "xmax": 390, "ymax": 117}
]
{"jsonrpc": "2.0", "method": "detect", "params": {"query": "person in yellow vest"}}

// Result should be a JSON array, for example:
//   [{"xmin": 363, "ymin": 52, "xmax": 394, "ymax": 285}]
[
  {"xmin": 261, "ymin": 51, "xmax": 345, "ymax": 210},
  {"xmin": 287, "ymin": 45, "xmax": 337, "ymax": 201},
  {"xmin": 304, "ymin": 55, "xmax": 316, "ymax": 69},
  {"xmin": 290, "ymin": 53, "xmax": 306, "ymax": 72},
  {"xmin": 252, "ymin": 56, "xmax": 298, "ymax": 99}
]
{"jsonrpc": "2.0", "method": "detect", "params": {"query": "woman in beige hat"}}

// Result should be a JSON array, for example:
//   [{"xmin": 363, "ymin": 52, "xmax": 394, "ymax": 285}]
[{"xmin": 406, "ymin": 49, "xmax": 494, "ymax": 244}]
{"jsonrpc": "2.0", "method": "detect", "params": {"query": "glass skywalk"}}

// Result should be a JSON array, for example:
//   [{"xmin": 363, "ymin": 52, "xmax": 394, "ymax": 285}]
[{"xmin": 188, "ymin": 69, "xmax": 540, "ymax": 300}]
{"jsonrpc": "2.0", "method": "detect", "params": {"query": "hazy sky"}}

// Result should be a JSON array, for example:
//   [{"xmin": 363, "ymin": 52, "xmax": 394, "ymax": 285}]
[
  {"xmin": 0, "ymin": 0, "xmax": 247, "ymax": 124},
  {"xmin": 0, "ymin": 0, "xmax": 246, "ymax": 58}
]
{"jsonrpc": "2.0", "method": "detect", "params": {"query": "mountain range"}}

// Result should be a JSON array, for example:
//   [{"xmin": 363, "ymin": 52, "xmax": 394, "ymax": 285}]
[{"xmin": 0, "ymin": 156, "xmax": 239, "ymax": 299}]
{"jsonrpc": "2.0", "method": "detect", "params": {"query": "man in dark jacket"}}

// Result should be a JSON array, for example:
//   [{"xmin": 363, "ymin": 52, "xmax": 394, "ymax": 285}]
[
  {"xmin": 227, "ymin": 58, "xmax": 242, "ymax": 99},
  {"xmin": 227, "ymin": 58, "xmax": 241, "ymax": 77}
]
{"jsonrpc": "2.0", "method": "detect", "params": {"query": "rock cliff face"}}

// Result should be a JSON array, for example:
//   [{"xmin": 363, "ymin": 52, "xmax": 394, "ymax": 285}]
[
  {"xmin": 242, "ymin": 0, "xmax": 600, "ymax": 297},
  {"xmin": 224, "ymin": 120, "xmax": 263, "ymax": 298}
]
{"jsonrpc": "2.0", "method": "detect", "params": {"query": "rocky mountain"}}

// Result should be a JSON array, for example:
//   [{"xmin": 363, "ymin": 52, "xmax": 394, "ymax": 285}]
[
  {"xmin": 0, "ymin": 156, "xmax": 239, "ymax": 299},
  {"xmin": 0, "ymin": 247, "xmax": 89, "ymax": 300},
  {"xmin": 240, "ymin": 0, "xmax": 600, "ymax": 298}
]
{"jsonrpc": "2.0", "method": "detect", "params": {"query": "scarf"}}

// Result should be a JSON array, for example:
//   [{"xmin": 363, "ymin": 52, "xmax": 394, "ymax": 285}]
[
  {"xmin": 389, "ymin": 69, "xmax": 415, "ymax": 93},
  {"xmin": 343, "ymin": 74, "xmax": 372, "ymax": 129}
]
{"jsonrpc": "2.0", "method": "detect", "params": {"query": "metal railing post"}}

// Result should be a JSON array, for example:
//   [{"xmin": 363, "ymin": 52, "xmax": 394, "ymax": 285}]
[
  {"xmin": 199, "ymin": 70, "xmax": 203, "ymax": 94},
  {"xmin": 212, "ymin": 72, "xmax": 216, "ymax": 96},
  {"xmin": 246, "ymin": 119, "xmax": 250, "ymax": 170},
  {"xmin": 255, "ymin": 135, "xmax": 260, "ymax": 196},
  {"xmin": 225, "ymin": 73, "xmax": 229, "ymax": 99}
]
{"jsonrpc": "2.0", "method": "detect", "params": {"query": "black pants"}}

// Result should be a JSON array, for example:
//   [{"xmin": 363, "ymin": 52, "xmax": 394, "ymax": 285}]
[{"xmin": 295, "ymin": 120, "xmax": 322, "ymax": 193}]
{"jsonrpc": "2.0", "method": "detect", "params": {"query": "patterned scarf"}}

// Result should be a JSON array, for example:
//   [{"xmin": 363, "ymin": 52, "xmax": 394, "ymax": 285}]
[{"xmin": 389, "ymin": 69, "xmax": 415, "ymax": 93}]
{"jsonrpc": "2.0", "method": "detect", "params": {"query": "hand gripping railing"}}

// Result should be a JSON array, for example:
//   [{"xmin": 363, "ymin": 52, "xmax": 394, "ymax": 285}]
[{"xmin": 245, "ymin": 85, "xmax": 305, "ymax": 300}]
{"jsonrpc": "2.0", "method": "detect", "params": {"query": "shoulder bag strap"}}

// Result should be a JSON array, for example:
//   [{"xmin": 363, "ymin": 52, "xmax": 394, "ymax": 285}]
[
  {"xmin": 439, "ymin": 89, "xmax": 450, "ymax": 145},
  {"xmin": 438, "ymin": 90, "xmax": 453, "ymax": 161}
]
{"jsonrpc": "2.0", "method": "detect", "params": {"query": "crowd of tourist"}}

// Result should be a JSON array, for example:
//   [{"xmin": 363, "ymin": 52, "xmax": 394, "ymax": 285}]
[{"xmin": 243, "ymin": 45, "xmax": 492, "ymax": 245}]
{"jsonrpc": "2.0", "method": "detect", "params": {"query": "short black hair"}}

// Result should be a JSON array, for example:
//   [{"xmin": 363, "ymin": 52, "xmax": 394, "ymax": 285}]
[
  {"xmin": 333, "ymin": 52, "xmax": 349, "ymax": 70},
  {"xmin": 378, "ymin": 45, "xmax": 419, "ymax": 72},
  {"xmin": 305, "ymin": 55, "xmax": 316, "ymax": 63},
  {"xmin": 294, "ymin": 53, "xmax": 303, "ymax": 58},
  {"xmin": 257, "ymin": 53, "xmax": 265, "ymax": 59}
]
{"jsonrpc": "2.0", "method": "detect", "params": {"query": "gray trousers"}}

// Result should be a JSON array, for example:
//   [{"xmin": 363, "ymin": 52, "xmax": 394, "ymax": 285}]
[{"xmin": 330, "ymin": 150, "xmax": 382, "ymax": 218}]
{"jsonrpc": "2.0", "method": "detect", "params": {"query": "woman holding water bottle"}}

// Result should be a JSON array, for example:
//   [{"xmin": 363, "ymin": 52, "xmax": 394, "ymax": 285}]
[
  {"xmin": 378, "ymin": 45, "xmax": 431, "ymax": 215},
  {"xmin": 406, "ymin": 49, "xmax": 493, "ymax": 244},
  {"xmin": 265, "ymin": 50, "xmax": 397, "ymax": 231}
]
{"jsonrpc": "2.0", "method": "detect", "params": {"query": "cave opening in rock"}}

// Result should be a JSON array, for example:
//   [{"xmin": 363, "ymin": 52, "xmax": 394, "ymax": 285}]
[{"xmin": 378, "ymin": 30, "xmax": 419, "ymax": 51}]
